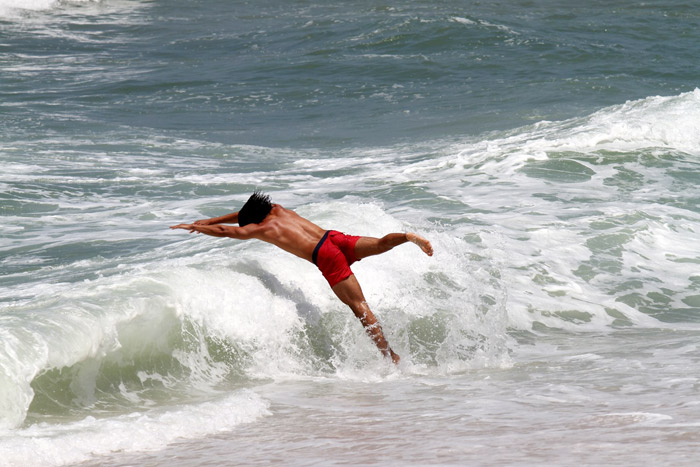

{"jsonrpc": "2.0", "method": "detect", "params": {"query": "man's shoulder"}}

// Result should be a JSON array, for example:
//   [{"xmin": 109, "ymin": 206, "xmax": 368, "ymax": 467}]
[{"xmin": 255, "ymin": 217, "xmax": 283, "ymax": 236}]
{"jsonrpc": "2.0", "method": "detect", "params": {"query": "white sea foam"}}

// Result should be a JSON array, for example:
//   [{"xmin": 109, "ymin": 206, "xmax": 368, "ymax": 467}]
[
  {"xmin": 0, "ymin": 0, "xmax": 103, "ymax": 17},
  {"xmin": 451, "ymin": 16, "xmax": 475, "ymax": 26},
  {"xmin": 0, "ymin": 390, "xmax": 269, "ymax": 467},
  {"xmin": 0, "ymin": 0, "xmax": 58, "ymax": 14}
]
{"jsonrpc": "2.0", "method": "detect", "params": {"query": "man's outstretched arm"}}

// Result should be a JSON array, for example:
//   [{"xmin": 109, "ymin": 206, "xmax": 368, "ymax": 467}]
[
  {"xmin": 193, "ymin": 211, "xmax": 239, "ymax": 225},
  {"xmin": 170, "ymin": 223, "xmax": 260, "ymax": 240}
]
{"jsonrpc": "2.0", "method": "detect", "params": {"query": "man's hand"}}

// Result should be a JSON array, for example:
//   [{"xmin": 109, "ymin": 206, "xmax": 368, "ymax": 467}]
[
  {"xmin": 193, "ymin": 219, "xmax": 212, "ymax": 225},
  {"xmin": 170, "ymin": 223, "xmax": 198, "ymax": 233}
]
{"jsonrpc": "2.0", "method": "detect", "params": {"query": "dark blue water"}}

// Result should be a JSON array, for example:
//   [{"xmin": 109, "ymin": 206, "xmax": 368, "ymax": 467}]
[{"xmin": 3, "ymin": 0, "xmax": 698, "ymax": 147}]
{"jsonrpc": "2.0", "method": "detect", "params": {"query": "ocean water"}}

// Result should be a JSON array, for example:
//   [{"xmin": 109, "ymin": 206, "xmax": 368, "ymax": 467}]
[{"xmin": 1, "ymin": 0, "xmax": 699, "ymax": 465}]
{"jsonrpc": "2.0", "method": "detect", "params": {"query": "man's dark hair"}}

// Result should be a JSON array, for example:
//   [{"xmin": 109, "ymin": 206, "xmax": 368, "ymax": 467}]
[{"xmin": 238, "ymin": 191, "xmax": 273, "ymax": 226}]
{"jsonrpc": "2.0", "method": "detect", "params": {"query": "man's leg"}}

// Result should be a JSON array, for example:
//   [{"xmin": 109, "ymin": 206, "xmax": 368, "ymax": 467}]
[
  {"xmin": 331, "ymin": 275, "xmax": 400, "ymax": 364},
  {"xmin": 354, "ymin": 232, "xmax": 433, "ymax": 260}
]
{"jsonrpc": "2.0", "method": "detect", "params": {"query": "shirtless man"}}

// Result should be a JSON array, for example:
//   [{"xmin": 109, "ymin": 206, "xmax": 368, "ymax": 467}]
[{"xmin": 170, "ymin": 192, "xmax": 433, "ymax": 364}]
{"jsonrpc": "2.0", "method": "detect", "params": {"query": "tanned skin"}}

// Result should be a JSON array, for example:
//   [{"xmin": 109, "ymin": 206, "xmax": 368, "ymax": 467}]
[{"xmin": 171, "ymin": 204, "xmax": 433, "ymax": 365}]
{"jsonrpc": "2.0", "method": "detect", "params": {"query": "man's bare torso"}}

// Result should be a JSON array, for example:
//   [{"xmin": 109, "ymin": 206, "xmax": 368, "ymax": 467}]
[{"xmin": 253, "ymin": 205, "xmax": 326, "ymax": 262}]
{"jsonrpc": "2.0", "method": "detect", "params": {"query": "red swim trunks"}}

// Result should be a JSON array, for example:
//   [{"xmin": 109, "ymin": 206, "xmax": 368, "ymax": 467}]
[{"xmin": 312, "ymin": 230, "xmax": 362, "ymax": 287}]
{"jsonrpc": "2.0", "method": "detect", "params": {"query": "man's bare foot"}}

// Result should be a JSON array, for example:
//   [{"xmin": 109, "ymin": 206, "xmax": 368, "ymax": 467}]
[
  {"xmin": 406, "ymin": 232, "xmax": 433, "ymax": 256},
  {"xmin": 389, "ymin": 349, "xmax": 401, "ymax": 365}
]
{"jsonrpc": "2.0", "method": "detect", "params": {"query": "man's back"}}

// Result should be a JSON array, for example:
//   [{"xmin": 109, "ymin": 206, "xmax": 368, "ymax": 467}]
[{"xmin": 254, "ymin": 205, "xmax": 326, "ymax": 262}]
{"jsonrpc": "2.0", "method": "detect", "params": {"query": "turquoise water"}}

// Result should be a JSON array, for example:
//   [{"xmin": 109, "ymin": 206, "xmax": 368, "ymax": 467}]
[{"xmin": 1, "ymin": 1, "xmax": 699, "ymax": 465}]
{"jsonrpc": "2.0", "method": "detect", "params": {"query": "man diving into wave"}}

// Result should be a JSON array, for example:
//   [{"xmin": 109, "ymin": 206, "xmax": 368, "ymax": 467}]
[{"xmin": 170, "ymin": 192, "xmax": 433, "ymax": 364}]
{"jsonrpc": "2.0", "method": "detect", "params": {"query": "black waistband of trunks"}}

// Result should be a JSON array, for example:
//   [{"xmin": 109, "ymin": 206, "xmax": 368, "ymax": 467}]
[{"xmin": 312, "ymin": 230, "xmax": 330, "ymax": 265}]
